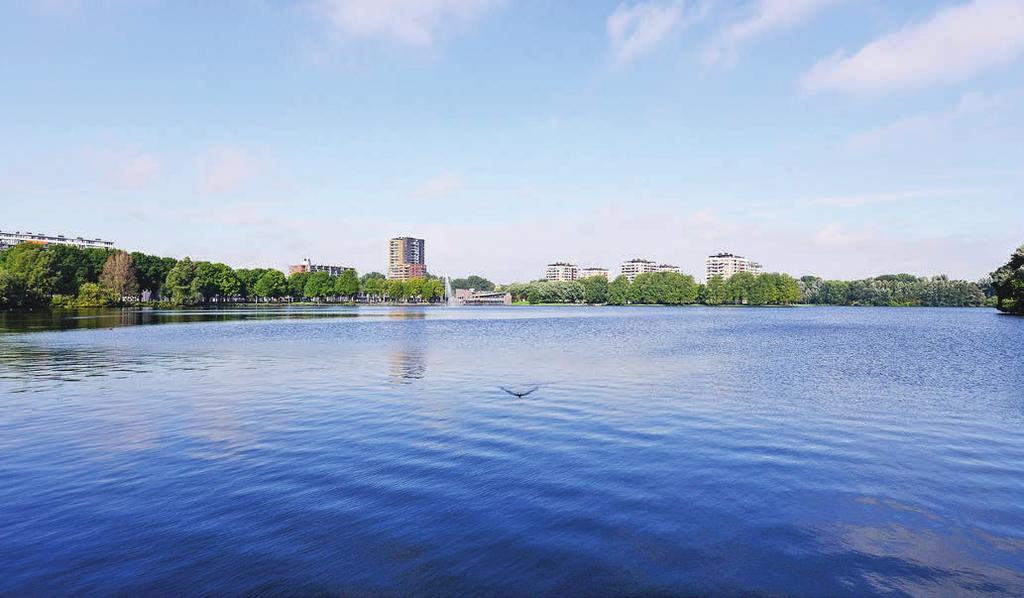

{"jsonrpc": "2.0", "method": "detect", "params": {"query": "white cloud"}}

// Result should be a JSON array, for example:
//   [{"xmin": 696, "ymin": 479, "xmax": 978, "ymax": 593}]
[
  {"xmin": 703, "ymin": 0, "xmax": 833, "ymax": 66},
  {"xmin": 804, "ymin": 188, "xmax": 966, "ymax": 207},
  {"xmin": 607, "ymin": 1, "xmax": 696, "ymax": 66},
  {"xmin": 415, "ymin": 172, "xmax": 462, "ymax": 199},
  {"xmin": 198, "ymin": 146, "xmax": 256, "ymax": 195},
  {"xmin": 803, "ymin": 0, "xmax": 1024, "ymax": 95},
  {"xmin": 312, "ymin": 0, "xmax": 501, "ymax": 48}
]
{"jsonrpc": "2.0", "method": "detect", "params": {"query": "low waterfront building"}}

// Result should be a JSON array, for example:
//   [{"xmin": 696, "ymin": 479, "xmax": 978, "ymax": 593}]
[
  {"xmin": 620, "ymin": 258, "xmax": 656, "ymax": 282},
  {"xmin": 578, "ymin": 267, "xmax": 610, "ymax": 280},
  {"xmin": 705, "ymin": 252, "xmax": 762, "ymax": 281},
  {"xmin": 0, "ymin": 230, "xmax": 114, "ymax": 251},
  {"xmin": 545, "ymin": 262, "xmax": 578, "ymax": 282},
  {"xmin": 656, "ymin": 264, "xmax": 681, "ymax": 274},
  {"xmin": 288, "ymin": 258, "xmax": 353, "ymax": 277},
  {"xmin": 453, "ymin": 288, "xmax": 512, "ymax": 305}
]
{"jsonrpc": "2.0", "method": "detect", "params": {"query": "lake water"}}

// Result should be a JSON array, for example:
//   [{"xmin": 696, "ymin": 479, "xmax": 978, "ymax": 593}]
[{"xmin": 1, "ymin": 306, "xmax": 1023, "ymax": 595}]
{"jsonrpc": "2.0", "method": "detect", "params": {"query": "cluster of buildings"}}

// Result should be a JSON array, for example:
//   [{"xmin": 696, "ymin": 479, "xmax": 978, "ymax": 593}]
[
  {"xmin": 0, "ymin": 230, "xmax": 115, "ymax": 251},
  {"xmin": 287, "ymin": 236, "xmax": 429, "ymax": 281},
  {"xmin": 544, "ymin": 253, "xmax": 762, "ymax": 283}
]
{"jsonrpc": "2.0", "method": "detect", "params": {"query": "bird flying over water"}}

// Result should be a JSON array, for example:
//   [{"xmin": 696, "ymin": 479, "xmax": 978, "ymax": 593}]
[{"xmin": 499, "ymin": 385, "xmax": 539, "ymax": 398}]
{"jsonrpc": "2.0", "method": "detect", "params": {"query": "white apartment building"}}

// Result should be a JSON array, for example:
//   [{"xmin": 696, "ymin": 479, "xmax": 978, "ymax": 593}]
[
  {"xmin": 288, "ymin": 258, "xmax": 353, "ymax": 277},
  {"xmin": 705, "ymin": 252, "xmax": 762, "ymax": 281},
  {"xmin": 656, "ymin": 264, "xmax": 681, "ymax": 274},
  {"xmin": 545, "ymin": 262, "xmax": 578, "ymax": 282},
  {"xmin": 0, "ymin": 230, "xmax": 114, "ymax": 250},
  {"xmin": 578, "ymin": 267, "xmax": 610, "ymax": 280},
  {"xmin": 620, "ymin": 258, "xmax": 656, "ymax": 282}
]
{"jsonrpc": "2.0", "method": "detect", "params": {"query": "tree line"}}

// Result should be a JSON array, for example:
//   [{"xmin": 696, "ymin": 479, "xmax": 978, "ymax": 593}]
[
  {"xmin": 499, "ymin": 269, "xmax": 993, "ymax": 307},
  {"xmin": 502, "ymin": 271, "xmax": 802, "ymax": 306},
  {"xmin": 0, "ymin": 243, "xmax": 445, "ymax": 309}
]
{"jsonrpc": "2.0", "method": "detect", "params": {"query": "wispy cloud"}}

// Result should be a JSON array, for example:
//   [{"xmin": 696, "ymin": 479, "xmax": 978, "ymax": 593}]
[
  {"xmin": 311, "ymin": 0, "xmax": 502, "ymax": 48},
  {"xmin": 98, "ymin": 149, "xmax": 162, "ymax": 190},
  {"xmin": 846, "ymin": 88, "xmax": 1024, "ymax": 150},
  {"xmin": 804, "ymin": 188, "xmax": 966, "ymax": 208},
  {"xmin": 607, "ymin": 0, "xmax": 703, "ymax": 66},
  {"xmin": 703, "ymin": 0, "xmax": 833, "ymax": 67},
  {"xmin": 802, "ymin": 0, "xmax": 1024, "ymax": 95},
  {"xmin": 812, "ymin": 223, "xmax": 868, "ymax": 246},
  {"xmin": 198, "ymin": 145, "xmax": 256, "ymax": 195},
  {"xmin": 415, "ymin": 172, "xmax": 462, "ymax": 199}
]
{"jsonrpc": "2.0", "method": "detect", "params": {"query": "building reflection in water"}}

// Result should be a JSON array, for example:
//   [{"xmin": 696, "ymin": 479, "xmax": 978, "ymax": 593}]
[{"xmin": 389, "ymin": 346, "xmax": 426, "ymax": 384}]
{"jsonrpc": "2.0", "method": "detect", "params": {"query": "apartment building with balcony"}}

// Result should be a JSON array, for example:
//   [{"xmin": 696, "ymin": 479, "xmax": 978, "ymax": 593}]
[
  {"xmin": 545, "ymin": 262, "xmax": 578, "ymax": 282},
  {"xmin": 620, "ymin": 258, "xmax": 657, "ymax": 282},
  {"xmin": 705, "ymin": 252, "xmax": 762, "ymax": 281},
  {"xmin": 0, "ymin": 230, "xmax": 114, "ymax": 251}
]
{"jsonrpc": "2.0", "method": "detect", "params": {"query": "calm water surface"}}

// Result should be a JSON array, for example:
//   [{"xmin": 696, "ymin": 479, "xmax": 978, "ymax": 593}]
[{"xmin": 1, "ymin": 306, "xmax": 1023, "ymax": 595}]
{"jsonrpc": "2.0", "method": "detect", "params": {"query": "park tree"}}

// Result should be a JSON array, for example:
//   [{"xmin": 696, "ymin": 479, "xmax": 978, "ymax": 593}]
[
  {"xmin": 100, "ymin": 251, "xmax": 139, "ymax": 301},
  {"xmin": 704, "ymin": 276, "xmax": 727, "ymax": 305},
  {"xmin": 131, "ymin": 252, "xmax": 176, "ymax": 299},
  {"xmin": 254, "ymin": 270, "xmax": 288, "ymax": 300},
  {"xmin": 288, "ymin": 271, "xmax": 310, "ymax": 300},
  {"xmin": 335, "ymin": 269, "xmax": 359, "ymax": 299},
  {"xmin": 386, "ymin": 279, "xmax": 407, "ymax": 302},
  {"xmin": 304, "ymin": 272, "xmax": 333, "ymax": 301},
  {"xmin": 608, "ymin": 275, "xmax": 630, "ymax": 305},
  {"xmin": 581, "ymin": 275, "xmax": 609, "ymax": 304},
  {"xmin": 164, "ymin": 257, "xmax": 198, "ymax": 306},
  {"xmin": 362, "ymin": 276, "xmax": 385, "ymax": 301}
]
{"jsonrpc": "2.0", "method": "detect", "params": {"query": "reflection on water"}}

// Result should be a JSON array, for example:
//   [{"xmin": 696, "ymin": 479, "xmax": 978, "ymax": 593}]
[{"xmin": 1, "ymin": 306, "xmax": 1023, "ymax": 595}]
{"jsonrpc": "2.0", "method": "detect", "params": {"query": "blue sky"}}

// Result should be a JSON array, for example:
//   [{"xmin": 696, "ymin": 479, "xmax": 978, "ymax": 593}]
[{"xmin": 2, "ymin": 0, "xmax": 1023, "ymax": 281}]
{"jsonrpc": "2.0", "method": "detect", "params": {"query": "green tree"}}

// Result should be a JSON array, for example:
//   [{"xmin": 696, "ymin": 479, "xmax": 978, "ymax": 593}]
[
  {"xmin": 704, "ymin": 276, "xmax": 727, "ymax": 305},
  {"xmin": 335, "ymin": 269, "xmax": 359, "ymax": 299},
  {"xmin": 608, "ymin": 275, "xmax": 630, "ymax": 305},
  {"xmin": 362, "ymin": 276, "xmax": 385, "ymax": 301},
  {"xmin": 581, "ymin": 275, "xmax": 609, "ymax": 304},
  {"xmin": 385, "ymin": 279, "xmax": 407, "ymax": 302},
  {"xmin": 191, "ymin": 262, "xmax": 221, "ymax": 303},
  {"xmin": 164, "ymin": 257, "xmax": 198, "ymax": 306},
  {"xmin": 991, "ymin": 244, "xmax": 1024, "ymax": 314},
  {"xmin": 451, "ymin": 275, "xmax": 495, "ymax": 291},
  {"xmin": 75, "ymin": 282, "xmax": 118, "ymax": 307},
  {"xmin": 131, "ymin": 252, "xmax": 176, "ymax": 299},
  {"xmin": 288, "ymin": 271, "xmax": 310, "ymax": 300},
  {"xmin": 254, "ymin": 269, "xmax": 288, "ymax": 300},
  {"xmin": 726, "ymin": 272, "xmax": 755, "ymax": 305},
  {"xmin": 0, "ymin": 244, "xmax": 57, "ymax": 306},
  {"xmin": 304, "ymin": 272, "xmax": 334, "ymax": 301}
]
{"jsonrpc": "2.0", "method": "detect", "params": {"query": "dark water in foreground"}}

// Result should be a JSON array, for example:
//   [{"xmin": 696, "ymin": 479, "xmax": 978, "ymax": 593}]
[{"xmin": 1, "ymin": 306, "xmax": 1023, "ymax": 596}]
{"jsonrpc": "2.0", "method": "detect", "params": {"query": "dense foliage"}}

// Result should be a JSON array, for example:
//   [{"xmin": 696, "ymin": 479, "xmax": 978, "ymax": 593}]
[
  {"xmin": 0, "ymin": 243, "xmax": 445, "ymax": 309},
  {"xmin": 799, "ymin": 274, "xmax": 988, "ymax": 307},
  {"xmin": 991, "ymin": 245, "xmax": 1024, "ymax": 314},
  {"xmin": 502, "ymin": 271, "xmax": 798, "ymax": 306},
  {"xmin": 499, "ymin": 270, "xmax": 990, "ymax": 308},
  {"xmin": 451, "ymin": 275, "xmax": 495, "ymax": 292}
]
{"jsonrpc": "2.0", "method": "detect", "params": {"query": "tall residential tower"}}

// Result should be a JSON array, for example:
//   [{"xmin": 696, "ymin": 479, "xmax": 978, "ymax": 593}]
[{"xmin": 388, "ymin": 237, "xmax": 426, "ymax": 280}]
